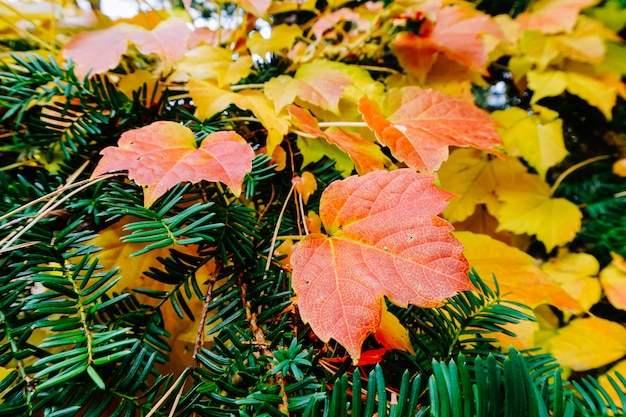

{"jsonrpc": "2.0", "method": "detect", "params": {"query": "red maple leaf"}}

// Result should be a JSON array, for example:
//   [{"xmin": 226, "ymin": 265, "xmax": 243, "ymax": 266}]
[
  {"xmin": 92, "ymin": 121, "xmax": 255, "ymax": 207},
  {"xmin": 291, "ymin": 169, "xmax": 471, "ymax": 362},
  {"xmin": 359, "ymin": 87, "xmax": 502, "ymax": 171}
]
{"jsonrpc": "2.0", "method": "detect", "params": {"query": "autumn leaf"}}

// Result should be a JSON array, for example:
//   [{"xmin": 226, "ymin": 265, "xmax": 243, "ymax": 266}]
[
  {"xmin": 600, "ymin": 252, "xmax": 626, "ymax": 311},
  {"xmin": 63, "ymin": 23, "xmax": 140, "ymax": 78},
  {"xmin": 189, "ymin": 79, "xmax": 289, "ymax": 153},
  {"xmin": 63, "ymin": 17, "xmax": 191, "ymax": 78},
  {"xmin": 289, "ymin": 105, "xmax": 390, "ymax": 174},
  {"xmin": 390, "ymin": 4, "xmax": 503, "ymax": 79},
  {"xmin": 176, "ymin": 45, "xmax": 253, "ymax": 87},
  {"xmin": 438, "ymin": 148, "xmax": 528, "ymax": 223},
  {"xmin": 491, "ymin": 105, "xmax": 567, "ymax": 178},
  {"xmin": 493, "ymin": 173, "xmax": 582, "ymax": 251},
  {"xmin": 456, "ymin": 231, "xmax": 581, "ymax": 311},
  {"xmin": 87, "ymin": 216, "xmax": 216, "ymax": 374},
  {"xmin": 541, "ymin": 249, "xmax": 601, "ymax": 313},
  {"xmin": 247, "ymin": 24, "xmax": 302, "ymax": 57},
  {"xmin": 540, "ymin": 316, "xmax": 626, "ymax": 372},
  {"xmin": 527, "ymin": 68, "xmax": 619, "ymax": 119},
  {"xmin": 293, "ymin": 60, "xmax": 354, "ymax": 114},
  {"xmin": 359, "ymin": 87, "xmax": 502, "ymax": 171},
  {"xmin": 291, "ymin": 169, "xmax": 471, "ymax": 361},
  {"xmin": 91, "ymin": 121, "xmax": 255, "ymax": 207},
  {"xmin": 292, "ymin": 172, "xmax": 317, "ymax": 204},
  {"xmin": 516, "ymin": 0, "xmax": 600, "ymax": 34},
  {"xmin": 237, "ymin": 0, "xmax": 271, "ymax": 17}
]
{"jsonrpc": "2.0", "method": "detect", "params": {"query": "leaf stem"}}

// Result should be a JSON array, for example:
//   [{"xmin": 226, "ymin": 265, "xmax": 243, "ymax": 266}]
[
  {"xmin": 232, "ymin": 83, "xmax": 265, "ymax": 91},
  {"xmin": 265, "ymin": 184, "xmax": 295, "ymax": 272},
  {"xmin": 193, "ymin": 262, "xmax": 221, "ymax": 367},
  {"xmin": 550, "ymin": 155, "xmax": 611, "ymax": 195},
  {"xmin": 318, "ymin": 122, "xmax": 368, "ymax": 128}
]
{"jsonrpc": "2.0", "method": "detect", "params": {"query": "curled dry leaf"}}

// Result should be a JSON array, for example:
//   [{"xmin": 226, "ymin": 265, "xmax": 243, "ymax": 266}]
[{"xmin": 291, "ymin": 169, "xmax": 471, "ymax": 362}]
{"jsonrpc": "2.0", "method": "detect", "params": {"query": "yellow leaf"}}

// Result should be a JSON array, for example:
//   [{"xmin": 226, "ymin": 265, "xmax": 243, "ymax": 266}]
[
  {"xmin": 292, "ymin": 172, "xmax": 318, "ymax": 204},
  {"xmin": 587, "ymin": 0, "xmax": 626, "ymax": 32},
  {"xmin": 455, "ymin": 231, "xmax": 581, "ymax": 311},
  {"xmin": 519, "ymin": 30, "xmax": 561, "ymax": 70},
  {"xmin": 527, "ymin": 70, "xmax": 568, "ymax": 103},
  {"xmin": 438, "ymin": 148, "xmax": 528, "ymax": 223},
  {"xmin": 374, "ymin": 301, "xmax": 416, "ymax": 354},
  {"xmin": 189, "ymin": 79, "xmax": 289, "ymax": 153},
  {"xmin": 565, "ymin": 69, "xmax": 618, "ymax": 120},
  {"xmin": 264, "ymin": 75, "xmax": 300, "ymax": 113},
  {"xmin": 600, "ymin": 253, "xmax": 626, "ymax": 311},
  {"xmin": 88, "ymin": 216, "xmax": 216, "ymax": 373},
  {"xmin": 541, "ymin": 249, "xmax": 601, "ymax": 313},
  {"xmin": 237, "ymin": 90, "xmax": 290, "ymax": 154},
  {"xmin": 541, "ymin": 317, "xmax": 626, "ymax": 372},
  {"xmin": 293, "ymin": 60, "xmax": 353, "ymax": 114},
  {"xmin": 177, "ymin": 45, "xmax": 252, "ymax": 87},
  {"xmin": 494, "ymin": 173, "xmax": 582, "ymax": 251},
  {"xmin": 118, "ymin": 70, "xmax": 162, "ymax": 104},
  {"xmin": 296, "ymin": 136, "xmax": 354, "ymax": 177},
  {"xmin": 247, "ymin": 24, "xmax": 302, "ymax": 57},
  {"xmin": 528, "ymin": 69, "xmax": 618, "ymax": 120},
  {"xmin": 188, "ymin": 78, "xmax": 244, "ymax": 120},
  {"xmin": 492, "ymin": 105, "xmax": 567, "ymax": 178}
]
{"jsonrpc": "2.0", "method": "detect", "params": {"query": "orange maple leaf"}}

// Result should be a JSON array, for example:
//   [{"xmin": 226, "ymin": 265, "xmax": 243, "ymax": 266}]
[
  {"xmin": 289, "ymin": 105, "xmax": 389, "ymax": 174},
  {"xmin": 63, "ymin": 17, "xmax": 191, "ymax": 78},
  {"xmin": 291, "ymin": 169, "xmax": 471, "ymax": 362},
  {"xmin": 92, "ymin": 121, "xmax": 255, "ymax": 207},
  {"xmin": 359, "ymin": 87, "xmax": 502, "ymax": 171},
  {"xmin": 390, "ymin": 4, "xmax": 503, "ymax": 79}
]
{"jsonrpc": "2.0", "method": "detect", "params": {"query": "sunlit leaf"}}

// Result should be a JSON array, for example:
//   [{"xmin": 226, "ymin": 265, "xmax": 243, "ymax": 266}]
[
  {"xmin": 456, "ymin": 231, "xmax": 581, "ymax": 311},
  {"xmin": 541, "ymin": 316, "xmax": 626, "ymax": 372},
  {"xmin": 359, "ymin": 87, "xmax": 502, "ymax": 171},
  {"xmin": 492, "ymin": 105, "xmax": 567, "ymax": 178},
  {"xmin": 92, "ymin": 121, "xmax": 255, "ymax": 206},
  {"xmin": 292, "ymin": 169, "xmax": 471, "ymax": 361},
  {"xmin": 541, "ymin": 249, "xmax": 601, "ymax": 313}
]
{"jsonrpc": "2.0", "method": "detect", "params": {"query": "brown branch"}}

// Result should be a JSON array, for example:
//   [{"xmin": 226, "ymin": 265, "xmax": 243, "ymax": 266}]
[{"xmin": 193, "ymin": 262, "xmax": 221, "ymax": 367}]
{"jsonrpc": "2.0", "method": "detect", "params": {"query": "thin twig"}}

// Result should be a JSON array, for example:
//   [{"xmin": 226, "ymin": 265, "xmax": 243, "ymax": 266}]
[
  {"xmin": 265, "ymin": 184, "xmax": 295, "ymax": 272},
  {"xmin": 193, "ymin": 262, "xmax": 221, "ymax": 367},
  {"xmin": 550, "ymin": 155, "xmax": 611, "ymax": 195},
  {"xmin": 145, "ymin": 370, "xmax": 189, "ymax": 417},
  {"xmin": 0, "ymin": 160, "xmax": 91, "ymax": 223},
  {"xmin": 0, "ymin": 174, "xmax": 116, "ymax": 253}
]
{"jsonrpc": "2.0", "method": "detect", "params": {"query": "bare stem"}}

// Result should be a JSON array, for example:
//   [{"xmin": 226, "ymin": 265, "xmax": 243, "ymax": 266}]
[
  {"xmin": 550, "ymin": 155, "xmax": 611, "ymax": 195},
  {"xmin": 193, "ymin": 262, "xmax": 221, "ymax": 366}
]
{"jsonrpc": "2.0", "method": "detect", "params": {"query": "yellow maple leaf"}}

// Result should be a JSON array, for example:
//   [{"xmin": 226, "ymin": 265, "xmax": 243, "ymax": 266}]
[
  {"xmin": 264, "ymin": 75, "xmax": 300, "ymax": 113},
  {"xmin": 455, "ymin": 231, "xmax": 580, "ymax": 311},
  {"xmin": 527, "ymin": 68, "xmax": 618, "ymax": 120},
  {"xmin": 494, "ymin": 172, "xmax": 582, "ymax": 251},
  {"xmin": 438, "ymin": 148, "xmax": 527, "ymax": 223},
  {"xmin": 600, "ymin": 253, "xmax": 626, "ymax": 311},
  {"xmin": 492, "ymin": 105, "xmax": 567, "ymax": 178},
  {"xmin": 189, "ymin": 79, "xmax": 289, "ymax": 154},
  {"xmin": 540, "ymin": 316, "xmax": 626, "ymax": 372},
  {"xmin": 247, "ymin": 24, "xmax": 302, "ymax": 57},
  {"xmin": 177, "ymin": 45, "xmax": 252, "ymax": 87},
  {"xmin": 541, "ymin": 248, "xmax": 601, "ymax": 313}
]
